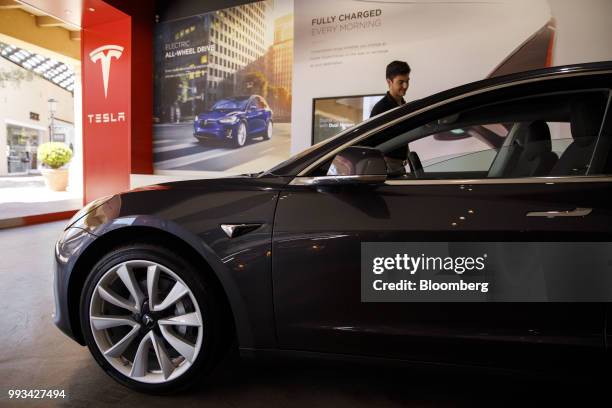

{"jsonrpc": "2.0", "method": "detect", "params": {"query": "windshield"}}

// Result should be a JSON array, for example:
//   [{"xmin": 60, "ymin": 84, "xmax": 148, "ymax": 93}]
[
  {"xmin": 262, "ymin": 98, "xmax": 422, "ymax": 176},
  {"xmin": 213, "ymin": 99, "xmax": 248, "ymax": 111},
  {"xmin": 263, "ymin": 129, "xmax": 350, "ymax": 176}
]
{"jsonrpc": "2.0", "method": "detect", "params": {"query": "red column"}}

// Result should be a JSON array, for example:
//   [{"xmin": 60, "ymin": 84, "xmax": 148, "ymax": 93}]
[
  {"xmin": 82, "ymin": 6, "xmax": 131, "ymax": 203},
  {"xmin": 103, "ymin": 0, "xmax": 154, "ymax": 175}
]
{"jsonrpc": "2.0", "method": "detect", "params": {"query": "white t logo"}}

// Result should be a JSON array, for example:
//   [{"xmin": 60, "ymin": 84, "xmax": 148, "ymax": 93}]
[{"xmin": 89, "ymin": 45, "xmax": 124, "ymax": 99}]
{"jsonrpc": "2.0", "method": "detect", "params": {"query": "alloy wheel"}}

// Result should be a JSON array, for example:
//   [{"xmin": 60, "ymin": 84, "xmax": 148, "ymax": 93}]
[
  {"xmin": 266, "ymin": 121, "xmax": 272, "ymax": 139},
  {"xmin": 237, "ymin": 123, "xmax": 247, "ymax": 146},
  {"xmin": 89, "ymin": 260, "xmax": 203, "ymax": 384}
]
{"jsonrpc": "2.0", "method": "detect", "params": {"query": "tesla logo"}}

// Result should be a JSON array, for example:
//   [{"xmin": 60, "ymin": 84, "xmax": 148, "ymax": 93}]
[
  {"xmin": 87, "ymin": 112, "xmax": 126, "ymax": 124},
  {"xmin": 89, "ymin": 44, "xmax": 124, "ymax": 98}
]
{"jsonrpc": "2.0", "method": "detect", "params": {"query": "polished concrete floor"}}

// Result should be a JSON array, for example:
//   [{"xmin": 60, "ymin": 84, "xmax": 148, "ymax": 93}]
[{"xmin": 0, "ymin": 221, "xmax": 605, "ymax": 407}]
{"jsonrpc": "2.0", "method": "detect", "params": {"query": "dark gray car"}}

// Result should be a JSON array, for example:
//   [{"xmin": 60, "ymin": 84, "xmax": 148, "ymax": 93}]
[{"xmin": 54, "ymin": 62, "xmax": 612, "ymax": 393}]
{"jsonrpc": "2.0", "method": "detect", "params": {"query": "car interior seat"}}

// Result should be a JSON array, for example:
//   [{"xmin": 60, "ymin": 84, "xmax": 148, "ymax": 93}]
[
  {"xmin": 503, "ymin": 120, "xmax": 558, "ymax": 177},
  {"xmin": 407, "ymin": 151, "xmax": 424, "ymax": 177},
  {"xmin": 550, "ymin": 95, "xmax": 606, "ymax": 176}
]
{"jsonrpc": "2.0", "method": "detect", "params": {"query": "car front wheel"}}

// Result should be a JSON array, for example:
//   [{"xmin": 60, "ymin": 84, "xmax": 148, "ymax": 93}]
[
  {"xmin": 263, "ymin": 120, "xmax": 272, "ymax": 140},
  {"xmin": 232, "ymin": 122, "xmax": 247, "ymax": 148},
  {"xmin": 80, "ymin": 243, "xmax": 228, "ymax": 393}
]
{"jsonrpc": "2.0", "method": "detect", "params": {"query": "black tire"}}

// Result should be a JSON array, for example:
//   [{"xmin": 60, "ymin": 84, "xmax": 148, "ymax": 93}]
[
  {"xmin": 80, "ymin": 242, "xmax": 230, "ymax": 394},
  {"xmin": 263, "ymin": 120, "xmax": 273, "ymax": 140}
]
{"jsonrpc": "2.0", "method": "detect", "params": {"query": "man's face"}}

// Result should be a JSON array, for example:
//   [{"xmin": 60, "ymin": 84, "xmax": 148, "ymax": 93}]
[{"xmin": 387, "ymin": 74, "xmax": 410, "ymax": 99}]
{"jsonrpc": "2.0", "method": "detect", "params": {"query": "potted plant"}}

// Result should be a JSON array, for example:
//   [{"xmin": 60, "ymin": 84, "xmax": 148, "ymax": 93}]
[{"xmin": 37, "ymin": 142, "xmax": 73, "ymax": 191}]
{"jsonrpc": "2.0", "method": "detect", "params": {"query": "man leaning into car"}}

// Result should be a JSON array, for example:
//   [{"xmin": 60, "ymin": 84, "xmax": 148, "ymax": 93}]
[
  {"xmin": 371, "ymin": 60, "xmax": 412, "ymax": 176},
  {"xmin": 370, "ymin": 60, "xmax": 411, "ymax": 118}
]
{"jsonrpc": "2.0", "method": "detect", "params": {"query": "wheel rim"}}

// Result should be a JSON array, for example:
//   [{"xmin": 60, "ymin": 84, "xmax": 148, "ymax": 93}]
[
  {"xmin": 89, "ymin": 260, "xmax": 203, "ymax": 384},
  {"xmin": 267, "ymin": 122, "xmax": 272, "ymax": 138},
  {"xmin": 237, "ymin": 123, "xmax": 246, "ymax": 145}
]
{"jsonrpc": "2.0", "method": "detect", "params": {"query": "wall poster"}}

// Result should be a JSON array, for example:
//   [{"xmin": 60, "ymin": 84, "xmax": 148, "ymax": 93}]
[{"xmin": 154, "ymin": 0, "xmax": 294, "ymax": 175}]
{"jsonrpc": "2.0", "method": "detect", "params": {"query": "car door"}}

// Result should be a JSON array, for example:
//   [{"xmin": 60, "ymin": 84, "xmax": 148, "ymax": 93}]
[
  {"xmin": 246, "ymin": 97, "xmax": 265, "ymax": 134},
  {"xmin": 272, "ymin": 77, "xmax": 611, "ymax": 370},
  {"xmin": 258, "ymin": 96, "xmax": 271, "ymax": 124},
  {"xmin": 254, "ymin": 97, "xmax": 268, "ymax": 131},
  {"xmin": 245, "ymin": 98, "xmax": 260, "ymax": 133}
]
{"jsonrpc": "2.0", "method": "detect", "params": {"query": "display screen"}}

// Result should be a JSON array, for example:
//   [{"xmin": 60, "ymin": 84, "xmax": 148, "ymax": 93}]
[{"xmin": 312, "ymin": 94, "xmax": 384, "ymax": 144}]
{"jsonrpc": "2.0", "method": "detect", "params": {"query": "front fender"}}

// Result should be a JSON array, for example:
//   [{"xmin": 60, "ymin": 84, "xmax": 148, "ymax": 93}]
[
  {"xmin": 62, "ymin": 179, "xmax": 287, "ymax": 349},
  {"xmin": 94, "ymin": 216, "xmax": 256, "ymax": 348}
]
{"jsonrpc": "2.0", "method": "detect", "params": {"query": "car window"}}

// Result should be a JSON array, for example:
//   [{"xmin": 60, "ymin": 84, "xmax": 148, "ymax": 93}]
[
  {"xmin": 213, "ymin": 99, "xmax": 248, "ymax": 110},
  {"xmin": 357, "ymin": 90, "xmax": 609, "ymax": 180},
  {"xmin": 408, "ymin": 122, "xmax": 580, "ymax": 176},
  {"xmin": 420, "ymin": 148, "xmax": 498, "ymax": 173},
  {"xmin": 408, "ymin": 123, "xmax": 510, "ymax": 173}
]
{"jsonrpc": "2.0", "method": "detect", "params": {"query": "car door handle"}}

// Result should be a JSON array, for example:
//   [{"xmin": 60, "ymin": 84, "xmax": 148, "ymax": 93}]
[{"xmin": 526, "ymin": 208, "xmax": 592, "ymax": 218}]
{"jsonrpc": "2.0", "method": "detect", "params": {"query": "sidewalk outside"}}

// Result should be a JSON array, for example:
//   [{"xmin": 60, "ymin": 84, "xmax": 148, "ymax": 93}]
[{"xmin": 0, "ymin": 175, "xmax": 82, "ymax": 220}]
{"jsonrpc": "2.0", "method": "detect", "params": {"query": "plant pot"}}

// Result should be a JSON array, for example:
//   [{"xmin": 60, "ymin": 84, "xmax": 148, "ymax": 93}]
[{"xmin": 41, "ymin": 168, "xmax": 69, "ymax": 191}]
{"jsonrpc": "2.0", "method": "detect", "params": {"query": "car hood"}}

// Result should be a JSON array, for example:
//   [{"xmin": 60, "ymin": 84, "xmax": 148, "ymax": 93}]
[
  {"xmin": 197, "ymin": 110, "xmax": 243, "ymax": 120},
  {"xmin": 72, "ymin": 175, "xmax": 293, "ymax": 235}
]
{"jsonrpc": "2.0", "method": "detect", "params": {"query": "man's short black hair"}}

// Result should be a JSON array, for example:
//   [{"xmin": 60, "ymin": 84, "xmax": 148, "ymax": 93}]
[{"xmin": 386, "ymin": 60, "xmax": 411, "ymax": 80}]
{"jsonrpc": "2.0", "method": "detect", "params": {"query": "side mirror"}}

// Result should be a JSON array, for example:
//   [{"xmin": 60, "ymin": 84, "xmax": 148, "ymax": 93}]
[{"xmin": 319, "ymin": 146, "xmax": 387, "ymax": 185}]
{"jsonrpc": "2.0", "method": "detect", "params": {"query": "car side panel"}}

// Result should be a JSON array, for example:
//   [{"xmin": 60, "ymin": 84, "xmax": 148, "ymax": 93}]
[
  {"xmin": 58, "ymin": 177, "xmax": 290, "ymax": 349},
  {"xmin": 272, "ymin": 181, "xmax": 608, "ymax": 369}
]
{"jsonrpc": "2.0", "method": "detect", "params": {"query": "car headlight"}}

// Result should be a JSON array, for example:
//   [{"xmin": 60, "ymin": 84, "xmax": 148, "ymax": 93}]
[
  {"xmin": 64, "ymin": 195, "xmax": 114, "ymax": 230},
  {"xmin": 56, "ymin": 226, "xmax": 93, "ymax": 262},
  {"xmin": 219, "ymin": 116, "xmax": 239, "ymax": 124}
]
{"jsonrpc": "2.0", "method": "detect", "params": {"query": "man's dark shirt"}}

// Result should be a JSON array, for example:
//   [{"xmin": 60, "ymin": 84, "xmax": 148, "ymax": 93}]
[{"xmin": 370, "ymin": 92, "xmax": 406, "ymax": 118}]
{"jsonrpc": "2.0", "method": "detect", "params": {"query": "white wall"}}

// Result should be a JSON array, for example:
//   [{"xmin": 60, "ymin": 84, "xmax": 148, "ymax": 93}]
[
  {"xmin": 291, "ymin": 0, "xmax": 612, "ymax": 155},
  {"xmin": 0, "ymin": 56, "xmax": 75, "ymax": 175},
  {"xmin": 548, "ymin": 0, "xmax": 612, "ymax": 65}
]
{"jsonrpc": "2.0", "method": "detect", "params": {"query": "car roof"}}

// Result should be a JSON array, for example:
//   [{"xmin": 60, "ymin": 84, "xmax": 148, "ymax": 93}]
[
  {"xmin": 371, "ymin": 61, "xmax": 612, "ymax": 134},
  {"xmin": 426, "ymin": 61, "xmax": 612, "ymax": 104},
  {"xmin": 374, "ymin": 61, "xmax": 612, "ymax": 127}
]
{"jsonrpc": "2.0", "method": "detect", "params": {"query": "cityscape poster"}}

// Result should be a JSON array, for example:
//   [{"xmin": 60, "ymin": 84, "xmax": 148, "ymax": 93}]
[{"xmin": 153, "ymin": 0, "xmax": 293, "ymax": 175}]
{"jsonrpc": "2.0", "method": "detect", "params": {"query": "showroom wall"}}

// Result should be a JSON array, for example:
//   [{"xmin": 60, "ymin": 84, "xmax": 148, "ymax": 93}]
[
  {"xmin": 548, "ymin": 0, "xmax": 612, "ymax": 65},
  {"xmin": 152, "ymin": 0, "xmax": 612, "ymax": 174},
  {"xmin": 291, "ymin": 0, "xmax": 612, "ymax": 154}
]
